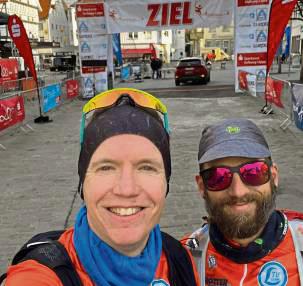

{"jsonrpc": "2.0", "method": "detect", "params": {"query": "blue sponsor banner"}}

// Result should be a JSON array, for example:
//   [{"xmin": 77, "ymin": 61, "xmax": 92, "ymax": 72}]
[
  {"xmin": 292, "ymin": 84, "xmax": 303, "ymax": 131},
  {"xmin": 121, "ymin": 65, "xmax": 130, "ymax": 81},
  {"xmin": 112, "ymin": 33, "xmax": 123, "ymax": 66},
  {"xmin": 42, "ymin": 84, "xmax": 62, "ymax": 113},
  {"xmin": 284, "ymin": 26, "xmax": 291, "ymax": 57}
]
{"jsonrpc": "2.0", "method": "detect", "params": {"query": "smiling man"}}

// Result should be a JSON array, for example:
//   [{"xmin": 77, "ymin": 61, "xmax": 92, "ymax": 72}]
[
  {"xmin": 187, "ymin": 118, "xmax": 303, "ymax": 286},
  {"xmin": 3, "ymin": 88, "xmax": 199, "ymax": 286}
]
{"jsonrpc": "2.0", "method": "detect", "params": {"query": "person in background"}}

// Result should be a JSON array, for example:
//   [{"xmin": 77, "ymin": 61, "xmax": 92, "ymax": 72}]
[{"xmin": 186, "ymin": 118, "xmax": 303, "ymax": 285}]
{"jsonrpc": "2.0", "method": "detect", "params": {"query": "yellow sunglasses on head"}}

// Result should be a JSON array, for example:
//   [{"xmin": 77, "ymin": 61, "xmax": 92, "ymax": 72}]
[{"xmin": 80, "ymin": 88, "xmax": 170, "ymax": 144}]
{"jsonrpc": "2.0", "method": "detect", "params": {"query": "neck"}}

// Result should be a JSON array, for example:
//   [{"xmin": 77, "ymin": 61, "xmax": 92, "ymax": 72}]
[{"xmin": 228, "ymin": 226, "xmax": 265, "ymax": 247}]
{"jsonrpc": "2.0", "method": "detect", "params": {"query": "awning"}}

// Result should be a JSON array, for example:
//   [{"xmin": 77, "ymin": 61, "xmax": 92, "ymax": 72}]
[
  {"xmin": 122, "ymin": 44, "xmax": 156, "ymax": 59},
  {"xmin": 122, "ymin": 48, "xmax": 153, "ymax": 58}
]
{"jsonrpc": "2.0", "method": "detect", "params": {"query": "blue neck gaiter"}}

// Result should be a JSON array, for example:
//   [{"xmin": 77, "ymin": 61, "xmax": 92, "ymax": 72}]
[{"xmin": 74, "ymin": 206, "xmax": 162, "ymax": 286}]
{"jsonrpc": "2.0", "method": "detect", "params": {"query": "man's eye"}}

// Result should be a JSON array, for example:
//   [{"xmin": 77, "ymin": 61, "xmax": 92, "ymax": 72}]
[
  {"xmin": 97, "ymin": 165, "xmax": 114, "ymax": 172},
  {"xmin": 139, "ymin": 165, "xmax": 157, "ymax": 172}
]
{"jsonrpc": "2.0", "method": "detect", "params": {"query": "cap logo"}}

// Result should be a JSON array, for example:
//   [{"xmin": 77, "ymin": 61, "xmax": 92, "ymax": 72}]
[{"xmin": 226, "ymin": 126, "xmax": 240, "ymax": 134}]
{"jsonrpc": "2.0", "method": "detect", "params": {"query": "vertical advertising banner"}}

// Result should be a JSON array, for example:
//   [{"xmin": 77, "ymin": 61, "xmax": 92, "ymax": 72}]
[
  {"xmin": 0, "ymin": 58, "xmax": 19, "ymax": 91},
  {"xmin": 76, "ymin": 2, "xmax": 108, "ymax": 98},
  {"xmin": 0, "ymin": 96, "xmax": 25, "ymax": 131},
  {"xmin": 42, "ymin": 84, "xmax": 62, "ymax": 113},
  {"xmin": 66, "ymin": 80, "xmax": 79, "ymax": 99},
  {"xmin": 235, "ymin": 0, "xmax": 271, "ymax": 93},
  {"xmin": 292, "ymin": 84, "xmax": 303, "ymax": 131}
]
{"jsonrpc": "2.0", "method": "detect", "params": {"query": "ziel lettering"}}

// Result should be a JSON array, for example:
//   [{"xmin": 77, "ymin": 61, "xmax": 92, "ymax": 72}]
[{"xmin": 147, "ymin": 2, "xmax": 192, "ymax": 27}]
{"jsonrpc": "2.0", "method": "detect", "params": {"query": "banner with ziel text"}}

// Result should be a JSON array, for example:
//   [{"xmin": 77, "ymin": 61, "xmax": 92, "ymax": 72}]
[
  {"xmin": 0, "ymin": 95, "xmax": 25, "ymax": 131},
  {"xmin": 104, "ymin": 0, "xmax": 233, "ymax": 34}
]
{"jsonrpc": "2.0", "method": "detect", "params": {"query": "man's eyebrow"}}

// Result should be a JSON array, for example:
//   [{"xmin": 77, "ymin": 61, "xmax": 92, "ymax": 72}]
[{"xmin": 137, "ymin": 159, "xmax": 164, "ymax": 168}]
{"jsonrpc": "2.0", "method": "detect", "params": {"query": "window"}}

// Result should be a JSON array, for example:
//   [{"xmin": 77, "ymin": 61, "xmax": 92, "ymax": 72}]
[
  {"xmin": 222, "ymin": 26, "xmax": 230, "ymax": 32},
  {"xmin": 144, "ymin": 31, "xmax": 152, "ymax": 39},
  {"xmin": 128, "ymin": 32, "xmax": 138, "ymax": 39}
]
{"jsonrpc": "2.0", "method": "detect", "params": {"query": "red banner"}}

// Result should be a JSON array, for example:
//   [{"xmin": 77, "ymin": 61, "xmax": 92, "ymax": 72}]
[
  {"xmin": 7, "ymin": 15, "xmax": 37, "ymax": 82},
  {"xmin": 267, "ymin": 0, "xmax": 298, "ymax": 73},
  {"xmin": 237, "ymin": 53, "xmax": 267, "ymax": 67},
  {"xmin": 238, "ymin": 70, "xmax": 249, "ymax": 91},
  {"xmin": 0, "ymin": 58, "xmax": 19, "ymax": 90},
  {"xmin": 66, "ymin": 80, "xmax": 79, "ymax": 99},
  {"xmin": 265, "ymin": 77, "xmax": 284, "ymax": 108},
  {"xmin": 76, "ymin": 3, "xmax": 104, "ymax": 17},
  {"xmin": 238, "ymin": 0, "xmax": 269, "ymax": 6},
  {"xmin": 0, "ymin": 96, "xmax": 25, "ymax": 131}
]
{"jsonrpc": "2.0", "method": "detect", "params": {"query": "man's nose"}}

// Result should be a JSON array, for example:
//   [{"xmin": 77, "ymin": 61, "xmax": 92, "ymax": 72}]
[
  {"xmin": 114, "ymin": 166, "xmax": 140, "ymax": 197},
  {"xmin": 227, "ymin": 173, "xmax": 250, "ymax": 198}
]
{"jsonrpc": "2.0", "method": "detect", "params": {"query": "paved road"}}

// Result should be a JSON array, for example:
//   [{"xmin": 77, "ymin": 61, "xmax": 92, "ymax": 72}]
[{"xmin": 0, "ymin": 81, "xmax": 303, "ymax": 274}]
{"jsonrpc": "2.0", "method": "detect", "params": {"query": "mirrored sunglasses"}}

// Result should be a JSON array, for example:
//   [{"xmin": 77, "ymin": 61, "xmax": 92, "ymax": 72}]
[{"xmin": 200, "ymin": 160, "xmax": 272, "ymax": 192}]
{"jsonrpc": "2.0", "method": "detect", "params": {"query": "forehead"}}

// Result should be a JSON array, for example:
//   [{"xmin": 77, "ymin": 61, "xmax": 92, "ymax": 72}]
[
  {"xmin": 92, "ymin": 134, "xmax": 162, "ymax": 159},
  {"xmin": 201, "ymin": 156, "xmax": 262, "ymax": 169}
]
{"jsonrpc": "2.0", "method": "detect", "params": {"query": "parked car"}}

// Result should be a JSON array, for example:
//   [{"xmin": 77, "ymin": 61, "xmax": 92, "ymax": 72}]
[{"xmin": 175, "ymin": 57, "xmax": 210, "ymax": 86}]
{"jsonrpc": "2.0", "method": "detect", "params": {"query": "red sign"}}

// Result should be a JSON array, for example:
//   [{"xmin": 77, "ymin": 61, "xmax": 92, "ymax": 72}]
[
  {"xmin": 265, "ymin": 77, "xmax": 284, "ymax": 108},
  {"xmin": 66, "ymin": 80, "xmax": 79, "ymax": 99},
  {"xmin": 0, "ymin": 59, "xmax": 19, "ymax": 90},
  {"xmin": 238, "ymin": 0, "xmax": 269, "ymax": 6},
  {"xmin": 266, "ymin": 0, "xmax": 298, "ymax": 73},
  {"xmin": 76, "ymin": 3, "xmax": 105, "ymax": 17},
  {"xmin": 81, "ymin": 66, "xmax": 106, "ymax": 74},
  {"xmin": 237, "ymin": 52, "xmax": 267, "ymax": 67},
  {"xmin": 147, "ymin": 2, "xmax": 193, "ymax": 27},
  {"xmin": 0, "ymin": 96, "xmax": 25, "ymax": 131},
  {"xmin": 8, "ymin": 15, "xmax": 37, "ymax": 82},
  {"xmin": 238, "ymin": 70, "xmax": 249, "ymax": 90}
]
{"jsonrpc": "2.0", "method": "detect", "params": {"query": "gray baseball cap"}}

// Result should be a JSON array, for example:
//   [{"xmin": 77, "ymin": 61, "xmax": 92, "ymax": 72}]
[{"xmin": 198, "ymin": 118, "xmax": 271, "ymax": 164}]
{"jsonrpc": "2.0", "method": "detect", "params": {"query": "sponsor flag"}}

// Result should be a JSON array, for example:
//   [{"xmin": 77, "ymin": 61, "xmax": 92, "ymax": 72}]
[
  {"xmin": 265, "ymin": 77, "xmax": 284, "ymax": 108},
  {"xmin": 0, "ymin": 95, "xmax": 25, "ymax": 131},
  {"xmin": 112, "ymin": 33, "xmax": 123, "ymax": 66},
  {"xmin": 266, "ymin": 0, "xmax": 298, "ymax": 73},
  {"xmin": 7, "ymin": 15, "xmax": 37, "ymax": 82}
]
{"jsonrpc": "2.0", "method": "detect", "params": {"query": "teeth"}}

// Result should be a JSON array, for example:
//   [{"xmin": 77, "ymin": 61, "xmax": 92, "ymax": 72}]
[{"xmin": 109, "ymin": 207, "xmax": 142, "ymax": 216}]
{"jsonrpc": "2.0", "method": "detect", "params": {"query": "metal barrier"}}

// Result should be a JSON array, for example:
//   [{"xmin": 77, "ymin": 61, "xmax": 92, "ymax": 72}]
[
  {"xmin": 237, "ymin": 70, "xmax": 299, "ymax": 131},
  {"xmin": 0, "ymin": 73, "xmax": 82, "ymax": 146},
  {"xmin": 268, "ymin": 76, "xmax": 293, "ymax": 130}
]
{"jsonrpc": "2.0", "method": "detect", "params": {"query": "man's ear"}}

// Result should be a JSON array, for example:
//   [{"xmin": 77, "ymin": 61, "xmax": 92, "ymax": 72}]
[
  {"xmin": 195, "ymin": 175, "xmax": 206, "ymax": 199},
  {"xmin": 271, "ymin": 163, "xmax": 279, "ymax": 188}
]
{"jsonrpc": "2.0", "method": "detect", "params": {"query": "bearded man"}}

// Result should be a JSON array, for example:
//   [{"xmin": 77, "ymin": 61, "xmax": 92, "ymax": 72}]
[{"xmin": 187, "ymin": 118, "xmax": 303, "ymax": 286}]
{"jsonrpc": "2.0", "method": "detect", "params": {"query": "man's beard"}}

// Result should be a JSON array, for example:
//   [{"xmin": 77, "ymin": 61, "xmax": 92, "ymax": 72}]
[{"xmin": 204, "ymin": 180, "xmax": 277, "ymax": 239}]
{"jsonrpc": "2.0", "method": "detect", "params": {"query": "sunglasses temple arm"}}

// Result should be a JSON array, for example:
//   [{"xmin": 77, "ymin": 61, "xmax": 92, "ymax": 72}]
[
  {"xmin": 164, "ymin": 114, "xmax": 170, "ymax": 133},
  {"xmin": 80, "ymin": 113, "xmax": 85, "ymax": 145}
]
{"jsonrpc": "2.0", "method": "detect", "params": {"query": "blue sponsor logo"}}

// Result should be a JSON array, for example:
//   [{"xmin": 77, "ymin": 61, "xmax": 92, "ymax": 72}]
[
  {"xmin": 256, "ymin": 30, "xmax": 267, "ymax": 42},
  {"xmin": 84, "ymin": 78, "xmax": 93, "ymax": 88},
  {"xmin": 151, "ymin": 279, "xmax": 169, "ymax": 286},
  {"xmin": 257, "ymin": 9, "xmax": 267, "ymax": 21},
  {"xmin": 258, "ymin": 261, "xmax": 288, "ymax": 286},
  {"xmin": 257, "ymin": 70, "xmax": 266, "ymax": 80},
  {"xmin": 81, "ymin": 42, "xmax": 91, "ymax": 53},
  {"xmin": 79, "ymin": 22, "xmax": 88, "ymax": 33}
]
